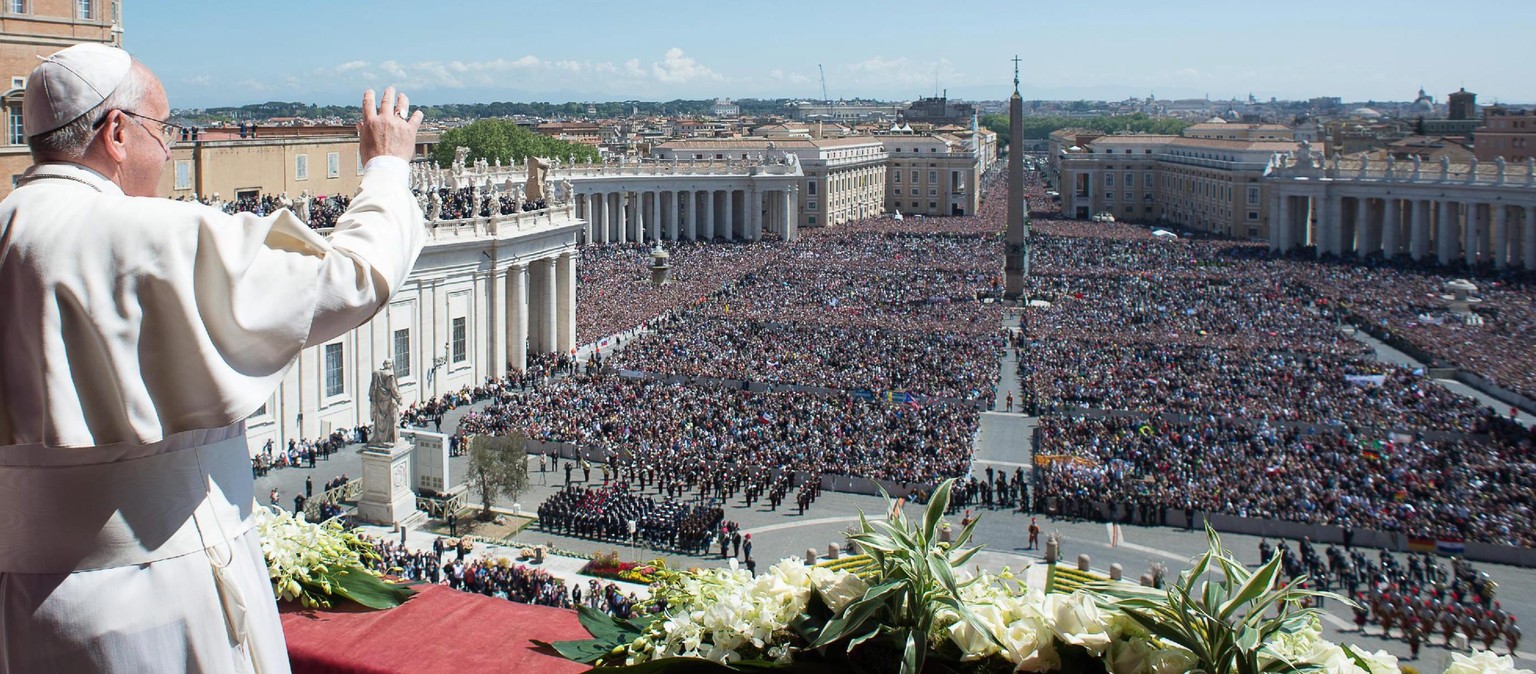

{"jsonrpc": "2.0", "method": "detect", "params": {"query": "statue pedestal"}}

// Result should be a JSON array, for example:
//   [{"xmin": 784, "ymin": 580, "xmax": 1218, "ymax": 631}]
[{"xmin": 356, "ymin": 441, "xmax": 418, "ymax": 526}]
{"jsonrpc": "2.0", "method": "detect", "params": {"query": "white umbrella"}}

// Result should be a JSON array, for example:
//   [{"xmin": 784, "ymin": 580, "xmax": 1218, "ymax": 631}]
[
  {"xmin": 1027, "ymin": 299, "xmax": 1052, "ymax": 308},
  {"xmin": 1152, "ymin": 229, "xmax": 1178, "ymax": 238}
]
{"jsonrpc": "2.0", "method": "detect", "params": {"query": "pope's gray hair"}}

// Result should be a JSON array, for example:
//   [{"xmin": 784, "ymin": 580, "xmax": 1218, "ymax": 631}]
[{"xmin": 27, "ymin": 61, "xmax": 149, "ymax": 161}]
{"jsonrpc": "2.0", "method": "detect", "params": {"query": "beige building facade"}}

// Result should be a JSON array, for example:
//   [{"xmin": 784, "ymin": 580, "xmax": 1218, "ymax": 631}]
[
  {"xmin": 880, "ymin": 133, "xmax": 984, "ymax": 216},
  {"xmin": 158, "ymin": 136, "xmax": 368, "ymax": 201},
  {"xmin": 1, "ymin": 0, "xmax": 122, "ymax": 196},
  {"xmin": 652, "ymin": 136, "xmax": 887, "ymax": 228},
  {"xmin": 1057, "ymin": 128, "xmax": 1307, "ymax": 239}
]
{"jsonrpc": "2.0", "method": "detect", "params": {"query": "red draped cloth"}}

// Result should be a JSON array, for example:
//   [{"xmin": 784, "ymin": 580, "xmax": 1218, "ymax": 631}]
[{"xmin": 280, "ymin": 584, "xmax": 594, "ymax": 674}]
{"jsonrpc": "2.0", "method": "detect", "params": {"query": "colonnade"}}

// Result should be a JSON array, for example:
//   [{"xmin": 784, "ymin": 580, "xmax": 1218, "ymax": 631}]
[
  {"xmin": 573, "ymin": 187, "xmax": 798, "ymax": 244},
  {"xmin": 1270, "ymin": 192, "xmax": 1536, "ymax": 270},
  {"xmin": 494, "ymin": 250, "xmax": 578, "ymax": 374}
]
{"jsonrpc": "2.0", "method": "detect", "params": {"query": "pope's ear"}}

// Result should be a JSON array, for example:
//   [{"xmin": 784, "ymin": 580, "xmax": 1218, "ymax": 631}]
[{"xmin": 100, "ymin": 110, "xmax": 131, "ymax": 163}]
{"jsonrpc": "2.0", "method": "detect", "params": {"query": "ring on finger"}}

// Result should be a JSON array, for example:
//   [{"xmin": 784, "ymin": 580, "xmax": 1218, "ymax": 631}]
[{"xmin": 396, "ymin": 109, "xmax": 408, "ymax": 120}]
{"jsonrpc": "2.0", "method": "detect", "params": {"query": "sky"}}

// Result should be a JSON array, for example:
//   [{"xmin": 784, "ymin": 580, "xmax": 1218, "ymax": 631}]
[{"xmin": 128, "ymin": 0, "xmax": 1535, "ymax": 110}]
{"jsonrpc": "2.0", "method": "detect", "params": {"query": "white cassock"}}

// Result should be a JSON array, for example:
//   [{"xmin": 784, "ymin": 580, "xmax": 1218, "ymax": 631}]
[{"xmin": 0, "ymin": 157, "xmax": 424, "ymax": 673}]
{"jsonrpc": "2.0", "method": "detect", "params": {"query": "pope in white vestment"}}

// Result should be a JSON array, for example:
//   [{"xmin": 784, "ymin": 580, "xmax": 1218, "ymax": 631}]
[{"xmin": 0, "ymin": 44, "xmax": 425, "ymax": 673}]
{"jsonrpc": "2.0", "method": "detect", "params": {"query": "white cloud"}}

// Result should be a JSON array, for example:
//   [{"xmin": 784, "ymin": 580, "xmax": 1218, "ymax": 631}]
[
  {"xmin": 840, "ymin": 56, "xmax": 962, "ymax": 92},
  {"xmin": 650, "ymin": 47, "xmax": 721, "ymax": 85},
  {"xmin": 263, "ymin": 48, "xmax": 730, "ymax": 98}
]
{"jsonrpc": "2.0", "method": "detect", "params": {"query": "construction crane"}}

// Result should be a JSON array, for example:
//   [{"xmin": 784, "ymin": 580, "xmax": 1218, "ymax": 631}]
[{"xmin": 818, "ymin": 64, "xmax": 830, "ymax": 105}]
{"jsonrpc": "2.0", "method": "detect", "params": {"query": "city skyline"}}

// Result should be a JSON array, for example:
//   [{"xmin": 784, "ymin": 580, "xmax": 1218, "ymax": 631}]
[{"xmin": 133, "ymin": 0, "xmax": 1534, "ymax": 108}]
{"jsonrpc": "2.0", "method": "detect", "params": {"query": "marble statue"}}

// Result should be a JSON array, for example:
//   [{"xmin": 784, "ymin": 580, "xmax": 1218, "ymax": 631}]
[
  {"xmin": 1412, "ymin": 155, "xmax": 1422, "ymax": 180},
  {"xmin": 453, "ymin": 146, "xmax": 470, "ymax": 171},
  {"xmin": 526, "ymin": 156, "xmax": 551, "ymax": 202},
  {"xmin": 559, "ymin": 178, "xmax": 573, "ymax": 205},
  {"xmin": 1439, "ymin": 156, "xmax": 1451, "ymax": 181},
  {"xmin": 427, "ymin": 190, "xmax": 442, "ymax": 221},
  {"xmin": 369, "ymin": 360, "xmax": 401, "ymax": 446},
  {"xmin": 1296, "ymin": 140, "xmax": 1313, "ymax": 168},
  {"xmin": 1384, "ymin": 155, "xmax": 1395, "ymax": 178},
  {"xmin": 1496, "ymin": 156, "xmax": 1507, "ymax": 183}
]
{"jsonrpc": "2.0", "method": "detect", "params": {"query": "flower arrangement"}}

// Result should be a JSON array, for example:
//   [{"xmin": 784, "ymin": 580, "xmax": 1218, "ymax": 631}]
[
  {"xmin": 547, "ymin": 480, "xmax": 1528, "ymax": 674},
  {"xmin": 256, "ymin": 506, "xmax": 415, "ymax": 610},
  {"xmin": 581, "ymin": 551, "xmax": 667, "ymax": 585}
]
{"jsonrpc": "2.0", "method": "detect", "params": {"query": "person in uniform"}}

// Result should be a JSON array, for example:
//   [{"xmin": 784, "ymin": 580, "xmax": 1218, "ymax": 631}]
[{"xmin": 0, "ymin": 44, "xmax": 424, "ymax": 672}]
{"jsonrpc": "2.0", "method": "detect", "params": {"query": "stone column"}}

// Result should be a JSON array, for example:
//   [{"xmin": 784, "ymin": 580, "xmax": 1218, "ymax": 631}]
[
  {"xmin": 786, "ymin": 186, "xmax": 799, "ymax": 241},
  {"xmin": 703, "ymin": 190, "xmax": 716, "ymax": 240},
  {"xmin": 1381, "ymin": 198, "xmax": 1400, "ymax": 259},
  {"xmin": 590, "ymin": 192, "xmax": 606, "ymax": 244},
  {"xmin": 587, "ymin": 193, "xmax": 599, "ymax": 243},
  {"xmin": 1321, "ymin": 195, "xmax": 1343, "ymax": 257},
  {"xmin": 634, "ymin": 192, "xmax": 645, "ymax": 242},
  {"xmin": 649, "ymin": 190, "xmax": 661, "ymax": 242},
  {"xmin": 752, "ymin": 188, "xmax": 764, "ymax": 240},
  {"xmin": 683, "ymin": 190, "xmax": 696, "ymax": 240},
  {"xmin": 506, "ymin": 263, "xmax": 528, "ymax": 371},
  {"xmin": 537, "ymin": 257, "xmax": 558, "ymax": 354},
  {"xmin": 1275, "ymin": 194, "xmax": 1293, "ymax": 252},
  {"xmin": 615, "ymin": 192, "xmax": 629, "ymax": 244},
  {"xmin": 1521, "ymin": 205, "xmax": 1536, "ymax": 271},
  {"xmin": 723, "ymin": 188, "xmax": 735, "ymax": 241},
  {"xmin": 1479, "ymin": 204, "xmax": 1494, "ymax": 262},
  {"xmin": 1438, "ymin": 200, "xmax": 1459, "ymax": 265},
  {"xmin": 1410, "ymin": 200, "xmax": 1430, "ymax": 261},
  {"xmin": 556, "ymin": 252, "xmax": 576, "ymax": 353},
  {"xmin": 1492, "ymin": 204, "xmax": 1510, "ymax": 268},
  {"xmin": 665, "ymin": 191, "xmax": 679, "ymax": 241},
  {"xmin": 1464, "ymin": 203, "xmax": 1481, "ymax": 266}
]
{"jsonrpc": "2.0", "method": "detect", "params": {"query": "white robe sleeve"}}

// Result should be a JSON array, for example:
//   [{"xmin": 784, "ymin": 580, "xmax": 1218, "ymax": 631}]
[{"xmin": 0, "ymin": 156, "xmax": 426, "ymax": 447}]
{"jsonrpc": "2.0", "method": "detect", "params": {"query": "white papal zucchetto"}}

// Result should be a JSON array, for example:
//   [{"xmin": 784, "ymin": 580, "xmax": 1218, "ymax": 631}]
[{"xmin": 23, "ymin": 43, "xmax": 133, "ymax": 138}]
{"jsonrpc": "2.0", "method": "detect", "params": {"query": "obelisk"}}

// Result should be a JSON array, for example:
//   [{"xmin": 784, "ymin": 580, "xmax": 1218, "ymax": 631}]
[{"xmin": 1003, "ymin": 55, "xmax": 1029, "ymax": 299}]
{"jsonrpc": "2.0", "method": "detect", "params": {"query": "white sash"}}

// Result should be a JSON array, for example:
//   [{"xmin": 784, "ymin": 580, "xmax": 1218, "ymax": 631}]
[{"xmin": 0, "ymin": 424, "xmax": 255, "ymax": 574}]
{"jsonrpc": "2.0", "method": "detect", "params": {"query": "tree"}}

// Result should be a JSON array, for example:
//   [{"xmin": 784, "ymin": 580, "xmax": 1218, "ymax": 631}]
[
  {"xmin": 432, "ymin": 118, "xmax": 600, "ymax": 168},
  {"xmin": 982, "ymin": 113, "xmax": 1009, "ymax": 147},
  {"xmin": 466, "ymin": 433, "xmax": 531, "ymax": 520}
]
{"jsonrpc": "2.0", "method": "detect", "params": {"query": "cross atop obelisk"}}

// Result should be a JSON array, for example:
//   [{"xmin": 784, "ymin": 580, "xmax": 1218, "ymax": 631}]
[{"xmin": 1003, "ymin": 55, "xmax": 1029, "ymax": 299}]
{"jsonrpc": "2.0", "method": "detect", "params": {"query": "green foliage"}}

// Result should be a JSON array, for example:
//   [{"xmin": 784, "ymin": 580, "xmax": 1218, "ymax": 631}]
[
  {"xmin": 982, "ymin": 112, "xmax": 1192, "ymax": 142},
  {"xmin": 818, "ymin": 479, "xmax": 999, "ymax": 674},
  {"xmin": 431, "ymin": 118, "xmax": 600, "ymax": 168},
  {"xmin": 466, "ymin": 433, "xmax": 531, "ymax": 519},
  {"xmin": 1086, "ymin": 526, "xmax": 1349, "ymax": 674},
  {"xmin": 329, "ymin": 567, "xmax": 417, "ymax": 610}
]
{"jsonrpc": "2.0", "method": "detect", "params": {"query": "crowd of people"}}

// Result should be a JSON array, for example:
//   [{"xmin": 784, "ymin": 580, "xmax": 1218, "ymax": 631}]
[
  {"xmin": 1035, "ymin": 414, "xmax": 1536, "ymax": 546},
  {"xmin": 412, "ymin": 186, "xmax": 548, "ymax": 221},
  {"xmin": 361, "ymin": 536, "xmax": 639, "ymax": 617},
  {"xmin": 1005, "ymin": 167, "xmax": 1536, "ymax": 549},
  {"xmin": 611, "ymin": 313, "xmax": 1001, "ymax": 400},
  {"xmin": 1276, "ymin": 257, "xmax": 1536, "ymax": 403},
  {"xmin": 217, "ymin": 192, "xmax": 353, "ymax": 229},
  {"xmin": 574, "ymin": 241, "xmax": 785, "ymax": 345},
  {"xmin": 536, "ymin": 484, "xmax": 724, "ymax": 554},
  {"xmin": 1257, "ymin": 537, "xmax": 1522, "ymax": 658},
  {"xmin": 458, "ymin": 373, "xmax": 980, "ymax": 487}
]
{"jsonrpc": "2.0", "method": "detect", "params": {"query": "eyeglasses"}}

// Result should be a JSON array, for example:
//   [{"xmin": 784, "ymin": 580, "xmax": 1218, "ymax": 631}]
[{"xmin": 93, "ymin": 109, "xmax": 188, "ymax": 146}]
